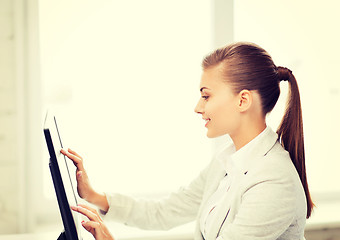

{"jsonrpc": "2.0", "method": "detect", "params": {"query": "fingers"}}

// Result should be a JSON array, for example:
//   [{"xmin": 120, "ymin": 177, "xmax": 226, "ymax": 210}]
[
  {"xmin": 60, "ymin": 148, "xmax": 84, "ymax": 171},
  {"xmin": 78, "ymin": 204, "xmax": 100, "ymax": 216},
  {"xmin": 72, "ymin": 205, "xmax": 115, "ymax": 240},
  {"xmin": 78, "ymin": 204, "xmax": 102, "ymax": 221},
  {"xmin": 82, "ymin": 220, "xmax": 114, "ymax": 239},
  {"xmin": 71, "ymin": 205, "xmax": 101, "ymax": 222},
  {"xmin": 81, "ymin": 220, "xmax": 99, "ymax": 235},
  {"xmin": 68, "ymin": 148, "xmax": 83, "ymax": 159}
]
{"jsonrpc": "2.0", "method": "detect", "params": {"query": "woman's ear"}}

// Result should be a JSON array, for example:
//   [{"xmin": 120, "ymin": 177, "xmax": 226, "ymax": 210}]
[{"xmin": 238, "ymin": 90, "xmax": 252, "ymax": 112}]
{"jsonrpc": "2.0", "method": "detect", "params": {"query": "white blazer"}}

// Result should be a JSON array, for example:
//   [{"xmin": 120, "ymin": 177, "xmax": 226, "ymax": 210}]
[{"xmin": 102, "ymin": 127, "xmax": 307, "ymax": 240}]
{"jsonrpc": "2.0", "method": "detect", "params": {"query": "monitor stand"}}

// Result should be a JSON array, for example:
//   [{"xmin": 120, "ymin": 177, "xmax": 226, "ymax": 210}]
[
  {"xmin": 57, "ymin": 231, "xmax": 67, "ymax": 240},
  {"xmin": 57, "ymin": 230, "xmax": 82, "ymax": 240}
]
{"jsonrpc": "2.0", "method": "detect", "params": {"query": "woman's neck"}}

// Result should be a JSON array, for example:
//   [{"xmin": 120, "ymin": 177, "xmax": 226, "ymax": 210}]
[{"xmin": 230, "ymin": 121, "xmax": 267, "ymax": 151}]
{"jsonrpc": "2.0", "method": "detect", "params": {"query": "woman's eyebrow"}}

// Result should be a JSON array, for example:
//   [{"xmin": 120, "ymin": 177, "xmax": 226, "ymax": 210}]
[{"xmin": 200, "ymin": 87, "xmax": 209, "ymax": 92}]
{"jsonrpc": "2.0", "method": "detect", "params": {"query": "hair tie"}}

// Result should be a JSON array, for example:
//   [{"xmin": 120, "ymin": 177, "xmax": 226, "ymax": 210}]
[{"xmin": 277, "ymin": 66, "xmax": 292, "ymax": 81}]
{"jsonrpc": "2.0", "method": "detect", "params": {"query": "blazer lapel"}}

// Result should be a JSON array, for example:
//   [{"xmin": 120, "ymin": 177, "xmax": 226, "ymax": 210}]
[
  {"xmin": 205, "ymin": 170, "xmax": 243, "ymax": 240},
  {"xmin": 195, "ymin": 158, "xmax": 226, "ymax": 240}
]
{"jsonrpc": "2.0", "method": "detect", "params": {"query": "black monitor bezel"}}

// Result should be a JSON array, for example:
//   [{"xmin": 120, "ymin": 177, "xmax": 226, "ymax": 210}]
[{"xmin": 43, "ymin": 113, "xmax": 81, "ymax": 240}]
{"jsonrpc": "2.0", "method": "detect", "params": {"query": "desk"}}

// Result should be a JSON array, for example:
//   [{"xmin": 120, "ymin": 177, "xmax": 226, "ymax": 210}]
[
  {"xmin": 0, "ymin": 232, "xmax": 193, "ymax": 240},
  {"xmin": 0, "ymin": 223, "xmax": 193, "ymax": 240},
  {"xmin": 0, "ymin": 232, "xmax": 58, "ymax": 240},
  {"xmin": 1, "ymin": 202, "xmax": 340, "ymax": 240},
  {"xmin": 305, "ymin": 200, "xmax": 340, "ymax": 230}
]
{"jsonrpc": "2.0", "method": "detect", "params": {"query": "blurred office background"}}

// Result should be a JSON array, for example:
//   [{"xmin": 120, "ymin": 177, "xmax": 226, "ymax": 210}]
[{"xmin": 1, "ymin": 0, "xmax": 340, "ymax": 239}]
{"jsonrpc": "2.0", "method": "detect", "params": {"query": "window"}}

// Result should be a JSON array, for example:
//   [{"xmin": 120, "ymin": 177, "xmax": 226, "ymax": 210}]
[{"xmin": 39, "ymin": 1, "xmax": 214, "ymax": 226}]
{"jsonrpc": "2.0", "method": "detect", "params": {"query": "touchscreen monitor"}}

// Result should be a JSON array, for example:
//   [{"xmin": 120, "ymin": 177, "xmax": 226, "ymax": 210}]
[{"xmin": 43, "ymin": 111, "xmax": 82, "ymax": 240}]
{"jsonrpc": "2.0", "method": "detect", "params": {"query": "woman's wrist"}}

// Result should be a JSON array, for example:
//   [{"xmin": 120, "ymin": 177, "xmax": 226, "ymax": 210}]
[{"xmin": 88, "ymin": 191, "xmax": 109, "ymax": 213}]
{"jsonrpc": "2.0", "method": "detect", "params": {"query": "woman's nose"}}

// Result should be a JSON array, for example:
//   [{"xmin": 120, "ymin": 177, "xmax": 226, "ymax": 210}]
[{"xmin": 194, "ymin": 99, "xmax": 203, "ymax": 114}]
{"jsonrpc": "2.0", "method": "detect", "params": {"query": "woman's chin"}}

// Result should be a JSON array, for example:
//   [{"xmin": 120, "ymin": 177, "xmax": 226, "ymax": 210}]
[{"xmin": 206, "ymin": 131, "xmax": 219, "ymax": 139}]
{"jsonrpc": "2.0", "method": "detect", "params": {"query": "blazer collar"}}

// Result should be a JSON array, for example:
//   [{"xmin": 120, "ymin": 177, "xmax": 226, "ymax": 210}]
[{"xmin": 217, "ymin": 126, "xmax": 279, "ymax": 175}]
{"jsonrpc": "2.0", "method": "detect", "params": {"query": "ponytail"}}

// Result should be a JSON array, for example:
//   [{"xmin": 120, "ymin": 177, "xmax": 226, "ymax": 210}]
[{"xmin": 276, "ymin": 66, "xmax": 314, "ymax": 218}]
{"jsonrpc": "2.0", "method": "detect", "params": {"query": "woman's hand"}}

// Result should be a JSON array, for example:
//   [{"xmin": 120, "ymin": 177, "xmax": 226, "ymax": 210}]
[
  {"xmin": 60, "ymin": 149, "xmax": 109, "ymax": 212},
  {"xmin": 61, "ymin": 148, "xmax": 95, "ymax": 201},
  {"xmin": 61, "ymin": 148, "xmax": 109, "ymax": 212},
  {"xmin": 71, "ymin": 204, "xmax": 115, "ymax": 240}
]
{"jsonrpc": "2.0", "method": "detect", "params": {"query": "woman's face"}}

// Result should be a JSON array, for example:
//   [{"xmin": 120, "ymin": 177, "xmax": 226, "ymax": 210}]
[{"xmin": 195, "ymin": 66, "xmax": 241, "ymax": 138}]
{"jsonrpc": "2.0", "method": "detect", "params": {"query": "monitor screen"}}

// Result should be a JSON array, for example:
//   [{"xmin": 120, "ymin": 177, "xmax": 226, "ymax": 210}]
[{"xmin": 43, "ymin": 111, "xmax": 82, "ymax": 240}]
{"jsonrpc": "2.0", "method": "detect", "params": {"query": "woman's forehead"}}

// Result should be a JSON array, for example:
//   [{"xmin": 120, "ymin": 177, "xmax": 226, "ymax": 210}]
[{"xmin": 200, "ymin": 68, "xmax": 227, "ymax": 90}]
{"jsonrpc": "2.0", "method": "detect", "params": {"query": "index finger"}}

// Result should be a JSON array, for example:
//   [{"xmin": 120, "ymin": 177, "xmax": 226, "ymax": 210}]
[
  {"xmin": 78, "ymin": 204, "xmax": 102, "ymax": 220},
  {"xmin": 68, "ymin": 148, "xmax": 83, "ymax": 160},
  {"xmin": 71, "ymin": 205, "xmax": 100, "ymax": 222},
  {"xmin": 60, "ymin": 149, "xmax": 84, "ymax": 170}
]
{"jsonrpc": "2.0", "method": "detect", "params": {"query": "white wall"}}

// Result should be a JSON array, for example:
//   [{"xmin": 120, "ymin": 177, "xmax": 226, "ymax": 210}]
[
  {"xmin": 0, "ymin": 0, "xmax": 40, "ymax": 234},
  {"xmin": 0, "ymin": 0, "xmax": 20, "ymax": 233}
]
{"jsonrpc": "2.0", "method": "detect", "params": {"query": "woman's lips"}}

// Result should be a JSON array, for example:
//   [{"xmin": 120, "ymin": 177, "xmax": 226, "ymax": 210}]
[{"xmin": 204, "ymin": 119, "xmax": 210, "ymax": 127}]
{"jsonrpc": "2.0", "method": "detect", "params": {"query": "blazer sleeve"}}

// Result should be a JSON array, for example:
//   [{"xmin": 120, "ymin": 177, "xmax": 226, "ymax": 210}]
[
  {"xmin": 217, "ymin": 160, "xmax": 305, "ymax": 240},
  {"xmin": 101, "ymin": 163, "xmax": 211, "ymax": 230}
]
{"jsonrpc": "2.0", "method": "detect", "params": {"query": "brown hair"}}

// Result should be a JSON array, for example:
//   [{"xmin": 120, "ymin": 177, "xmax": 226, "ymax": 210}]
[{"xmin": 202, "ymin": 42, "xmax": 314, "ymax": 218}]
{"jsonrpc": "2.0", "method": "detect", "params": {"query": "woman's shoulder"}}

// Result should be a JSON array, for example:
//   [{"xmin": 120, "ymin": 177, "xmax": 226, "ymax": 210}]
[{"xmin": 247, "ymin": 141, "xmax": 300, "ymax": 183}]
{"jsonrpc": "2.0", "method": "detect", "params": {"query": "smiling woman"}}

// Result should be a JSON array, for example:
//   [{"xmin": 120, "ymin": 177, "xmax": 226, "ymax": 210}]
[{"xmin": 61, "ymin": 42, "xmax": 311, "ymax": 240}]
